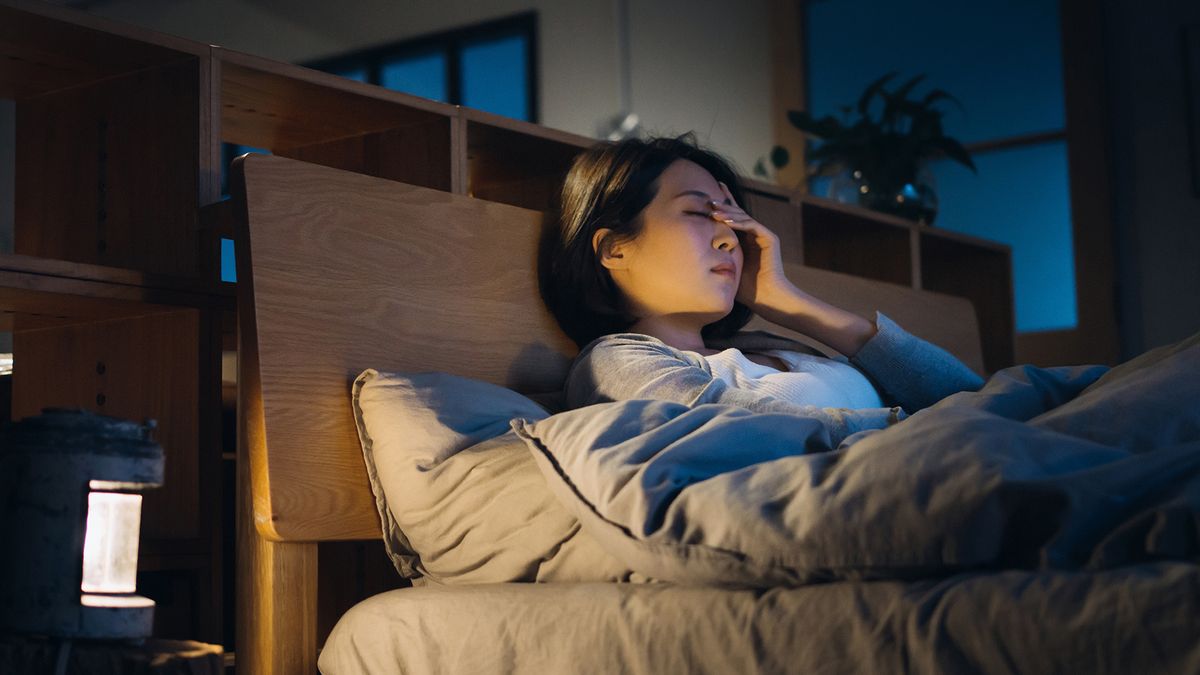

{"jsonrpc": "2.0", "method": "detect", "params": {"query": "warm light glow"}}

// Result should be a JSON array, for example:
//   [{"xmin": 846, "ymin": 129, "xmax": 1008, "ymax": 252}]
[
  {"xmin": 0, "ymin": 353, "xmax": 11, "ymax": 375},
  {"xmin": 81, "ymin": 492, "xmax": 142, "ymax": 594},
  {"xmin": 81, "ymin": 594, "xmax": 154, "ymax": 608}
]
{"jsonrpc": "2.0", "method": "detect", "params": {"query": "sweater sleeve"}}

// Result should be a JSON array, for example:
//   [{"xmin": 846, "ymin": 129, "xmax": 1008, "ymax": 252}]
[
  {"xmin": 849, "ymin": 312, "xmax": 985, "ymax": 412},
  {"xmin": 564, "ymin": 333, "xmax": 904, "ymax": 446}
]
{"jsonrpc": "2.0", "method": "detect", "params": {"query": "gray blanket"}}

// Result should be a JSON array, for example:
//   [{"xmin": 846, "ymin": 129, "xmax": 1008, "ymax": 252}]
[{"xmin": 513, "ymin": 332, "xmax": 1200, "ymax": 587}]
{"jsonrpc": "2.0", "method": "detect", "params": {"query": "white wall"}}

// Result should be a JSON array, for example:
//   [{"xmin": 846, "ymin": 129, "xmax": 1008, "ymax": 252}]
[
  {"xmin": 84, "ymin": 0, "xmax": 774, "ymax": 172},
  {"xmin": 1105, "ymin": 0, "xmax": 1200, "ymax": 356}
]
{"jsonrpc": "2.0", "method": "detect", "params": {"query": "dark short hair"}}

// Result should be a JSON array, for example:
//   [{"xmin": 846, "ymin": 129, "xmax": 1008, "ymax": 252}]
[{"xmin": 539, "ymin": 132, "xmax": 754, "ymax": 349}]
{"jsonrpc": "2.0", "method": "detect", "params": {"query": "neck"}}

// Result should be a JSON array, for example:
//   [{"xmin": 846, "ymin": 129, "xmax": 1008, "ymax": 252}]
[{"xmin": 628, "ymin": 315, "xmax": 711, "ymax": 353}]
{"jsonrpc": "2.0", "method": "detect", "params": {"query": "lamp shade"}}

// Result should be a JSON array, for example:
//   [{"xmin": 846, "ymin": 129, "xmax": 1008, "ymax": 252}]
[{"xmin": 0, "ymin": 408, "xmax": 164, "ymax": 639}]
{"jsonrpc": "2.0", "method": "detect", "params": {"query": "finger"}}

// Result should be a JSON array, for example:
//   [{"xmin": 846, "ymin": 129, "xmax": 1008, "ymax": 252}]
[
  {"xmin": 718, "ymin": 181, "xmax": 741, "ymax": 208},
  {"xmin": 709, "ymin": 210, "xmax": 753, "ymax": 224},
  {"xmin": 709, "ymin": 203, "xmax": 748, "ymax": 217}
]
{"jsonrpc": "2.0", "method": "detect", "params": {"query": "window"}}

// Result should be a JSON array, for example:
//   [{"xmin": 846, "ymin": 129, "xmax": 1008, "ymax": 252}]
[
  {"xmin": 306, "ymin": 12, "xmax": 538, "ymax": 122},
  {"xmin": 805, "ymin": 0, "xmax": 1074, "ymax": 333}
]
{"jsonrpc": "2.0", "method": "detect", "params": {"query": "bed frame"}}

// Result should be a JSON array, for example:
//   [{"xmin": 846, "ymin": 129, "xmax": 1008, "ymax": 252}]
[{"xmin": 230, "ymin": 153, "xmax": 984, "ymax": 673}]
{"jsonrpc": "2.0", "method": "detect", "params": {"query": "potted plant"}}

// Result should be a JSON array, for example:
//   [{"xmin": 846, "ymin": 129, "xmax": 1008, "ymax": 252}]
[{"xmin": 758, "ymin": 72, "xmax": 976, "ymax": 225}]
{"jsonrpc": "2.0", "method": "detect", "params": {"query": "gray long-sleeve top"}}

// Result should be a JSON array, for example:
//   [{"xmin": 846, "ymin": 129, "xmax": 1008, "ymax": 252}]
[{"xmin": 564, "ymin": 312, "xmax": 985, "ymax": 446}]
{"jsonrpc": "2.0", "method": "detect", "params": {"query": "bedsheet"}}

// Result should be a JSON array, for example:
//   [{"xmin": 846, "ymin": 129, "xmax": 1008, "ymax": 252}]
[{"xmin": 320, "ymin": 563, "xmax": 1200, "ymax": 674}]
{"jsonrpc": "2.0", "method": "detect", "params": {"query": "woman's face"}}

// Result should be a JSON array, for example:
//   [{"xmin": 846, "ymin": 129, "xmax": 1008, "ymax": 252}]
[{"xmin": 598, "ymin": 159, "xmax": 743, "ymax": 325}]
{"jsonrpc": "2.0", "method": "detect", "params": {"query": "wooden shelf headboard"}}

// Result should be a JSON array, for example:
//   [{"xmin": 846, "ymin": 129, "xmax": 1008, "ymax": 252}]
[{"xmin": 230, "ymin": 153, "xmax": 982, "ymax": 673}]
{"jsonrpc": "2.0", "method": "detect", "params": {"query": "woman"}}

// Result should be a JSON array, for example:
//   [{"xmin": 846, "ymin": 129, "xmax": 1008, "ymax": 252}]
[{"xmin": 540, "ymin": 133, "xmax": 985, "ymax": 445}]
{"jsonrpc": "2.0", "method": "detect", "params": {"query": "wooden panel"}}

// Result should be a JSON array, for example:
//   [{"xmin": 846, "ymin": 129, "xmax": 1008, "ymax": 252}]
[
  {"xmin": 219, "ymin": 54, "xmax": 453, "ymax": 152},
  {"xmin": 233, "ymin": 154, "xmax": 578, "ymax": 542},
  {"xmin": 744, "ymin": 189, "xmax": 802, "ymax": 265},
  {"xmin": 467, "ymin": 119, "xmax": 586, "ymax": 211},
  {"xmin": 236, "ymin": 291, "xmax": 317, "ymax": 674},
  {"xmin": 920, "ymin": 232, "xmax": 1015, "ymax": 373},
  {"xmin": 801, "ymin": 198, "xmax": 914, "ymax": 286},
  {"xmin": 14, "ymin": 60, "xmax": 200, "ymax": 275},
  {"xmin": 279, "ymin": 118, "xmax": 454, "ymax": 192},
  {"xmin": 317, "ymin": 541, "xmax": 406, "ymax": 647},
  {"xmin": 750, "ymin": 263, "xmax": 986, "ymax": 376},
  {"xmin": 0, "ymin": 2, "xmax": 199, "ymax": 99},
  {"xmin": 11, "ymin": 310, "xmax": 204, "ymax": 540}
]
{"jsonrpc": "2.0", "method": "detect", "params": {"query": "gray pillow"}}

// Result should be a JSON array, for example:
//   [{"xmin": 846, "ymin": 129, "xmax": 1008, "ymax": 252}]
[{"xmin": 352, "ymin": 369, "xmax": 637, "ymax": 584}]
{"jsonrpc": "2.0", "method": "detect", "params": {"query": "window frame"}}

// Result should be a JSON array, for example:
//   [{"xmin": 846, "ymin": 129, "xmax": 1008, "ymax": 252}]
[
  {"xmin": 303, "ymin": 11, "xmax": 540, "ymax": 123},
  {"xmin": 793, "ymin": 0, "xmax": 1118, "ymax": 366}
]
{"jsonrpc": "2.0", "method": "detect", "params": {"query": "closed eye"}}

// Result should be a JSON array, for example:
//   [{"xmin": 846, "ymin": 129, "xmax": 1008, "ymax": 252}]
[{"xmin": 684, "ymin": 211, "xmax": 710, "ymax": 218}]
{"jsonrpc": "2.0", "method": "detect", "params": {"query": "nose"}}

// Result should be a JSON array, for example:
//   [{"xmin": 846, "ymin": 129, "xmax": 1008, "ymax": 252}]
[{"xmin": 713, "ymin": 222, "xmax": 738, "ymax": 252}]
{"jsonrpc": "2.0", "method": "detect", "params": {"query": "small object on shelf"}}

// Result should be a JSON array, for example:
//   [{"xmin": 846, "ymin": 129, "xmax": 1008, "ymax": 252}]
[{"xmin": 0, "ymin": 409, "xmax": 164, "ymax": 639}]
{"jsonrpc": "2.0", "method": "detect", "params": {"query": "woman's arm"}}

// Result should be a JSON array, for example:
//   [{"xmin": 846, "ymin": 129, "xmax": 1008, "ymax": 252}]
[{"xmin": 709, "ymin": 182, "xmax": 983, "ymax": 410}]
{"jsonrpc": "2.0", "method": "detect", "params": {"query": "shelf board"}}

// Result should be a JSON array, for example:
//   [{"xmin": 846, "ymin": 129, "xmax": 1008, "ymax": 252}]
[
  {"xmin": 0, "ymin": 1, "xmax": 204, "ymax": 99},
  {"xmin": 217, "ymin": 48, "xmax": 456, "ymax": 152},
  {"xmin": 0, "ymin": 252, "xmax": 233, "ymax": 329},
  {"xmin": 466, "ymin": 116, "xmax": 588, "ymax": 211}
]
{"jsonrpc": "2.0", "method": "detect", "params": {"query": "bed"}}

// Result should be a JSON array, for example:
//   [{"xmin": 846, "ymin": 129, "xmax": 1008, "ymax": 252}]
[{"xmin": 230, "ymin": 153, "xmax": 1200, "ymax": 674}]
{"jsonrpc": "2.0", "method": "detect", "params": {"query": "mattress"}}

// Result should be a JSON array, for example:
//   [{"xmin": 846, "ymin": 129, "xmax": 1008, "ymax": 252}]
[{"xmin": 319, "ymin": 561, "xmax": 1200, "ymax": 674}]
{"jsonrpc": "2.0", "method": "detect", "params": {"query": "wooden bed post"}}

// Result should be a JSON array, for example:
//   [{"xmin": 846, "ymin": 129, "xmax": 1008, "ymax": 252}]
[
  {"xmin": 235, "ymin": 439, "xmax": 317, "ymax": 674},
  {"xmin": 232, "ymin": 157, "xmax": 320, "ymax": 674}
]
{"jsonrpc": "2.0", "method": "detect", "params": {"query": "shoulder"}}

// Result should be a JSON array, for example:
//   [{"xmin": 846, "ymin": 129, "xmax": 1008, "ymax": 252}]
[{"xmin": 572, "ymin": 332, "xmax": 703, "ymax": 370}]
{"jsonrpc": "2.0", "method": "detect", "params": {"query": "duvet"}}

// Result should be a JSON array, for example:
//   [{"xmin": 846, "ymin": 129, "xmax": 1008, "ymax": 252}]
[{"xmin": 511, "ymin": 332, "xmax": 1200, "ymax": 588}]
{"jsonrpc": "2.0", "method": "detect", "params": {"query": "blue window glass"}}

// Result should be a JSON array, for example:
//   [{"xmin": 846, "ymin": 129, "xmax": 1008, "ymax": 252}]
[
  {"xmin": 220, "ymin": 238, "xmax": 236, "ymax": 283},
  {"xmin": 806, "ymin": 0, "xmax": 1074, "ymax": 332},
  {"xmin": 806, "ymin": 0, "xmax": 1064, "ymax": 143},
  {"xmin": 461, "ymin": 34, "xmax": 529, "ymax": 120},
  {"xmin": 930, "ymin": 141, "xmax": 1077, "ymax": 332},
  {"xmin": 381, "ymin": 52, "xmax": 447, "ymax": 102}
]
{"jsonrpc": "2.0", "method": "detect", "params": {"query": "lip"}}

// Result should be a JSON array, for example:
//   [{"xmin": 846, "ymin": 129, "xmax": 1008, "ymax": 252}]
[{"xmin": 710, "ymin": 263, "xmax": 737, "ymax": 276}]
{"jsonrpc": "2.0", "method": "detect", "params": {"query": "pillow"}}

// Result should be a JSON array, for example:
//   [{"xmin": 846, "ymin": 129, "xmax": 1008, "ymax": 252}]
[{"xmin": 352, "ymin": 369, "xmax": 638, "ymax": 584}]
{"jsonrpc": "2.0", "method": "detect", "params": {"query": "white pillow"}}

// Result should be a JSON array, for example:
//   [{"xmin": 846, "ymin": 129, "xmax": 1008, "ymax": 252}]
[{"xmin": 352, "ymin": 369, "xmax": 638, "ymax": 584}]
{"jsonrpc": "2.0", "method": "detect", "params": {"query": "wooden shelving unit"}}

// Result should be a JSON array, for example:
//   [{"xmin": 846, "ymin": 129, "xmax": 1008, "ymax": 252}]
[{"xmin": 2, "ymin": 0, "xmax": 1014, "ymax": 666}]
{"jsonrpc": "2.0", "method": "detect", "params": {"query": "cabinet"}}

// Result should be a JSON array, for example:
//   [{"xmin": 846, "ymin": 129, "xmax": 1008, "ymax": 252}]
[{"xmin": 1, "ymin": 0, "xmax": 1013, "ymax": 665}]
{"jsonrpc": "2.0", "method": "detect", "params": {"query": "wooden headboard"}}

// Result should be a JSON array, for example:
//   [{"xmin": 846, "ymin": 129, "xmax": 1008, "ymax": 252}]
[{"xmin": 230, "ymin": 153, "xmax": 982, "ymax": 673}]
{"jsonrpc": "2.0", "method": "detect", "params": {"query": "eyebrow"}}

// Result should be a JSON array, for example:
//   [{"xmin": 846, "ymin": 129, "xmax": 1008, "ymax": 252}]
[{"xmin": 673, "ymin": 190, "xmax": 732, "ymax": 205}]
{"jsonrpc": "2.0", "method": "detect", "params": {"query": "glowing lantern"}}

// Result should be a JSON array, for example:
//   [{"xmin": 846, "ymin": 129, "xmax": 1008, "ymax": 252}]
[{"xmin": 0, "ymin": 409, "xmax": 163, "ymax": 638}]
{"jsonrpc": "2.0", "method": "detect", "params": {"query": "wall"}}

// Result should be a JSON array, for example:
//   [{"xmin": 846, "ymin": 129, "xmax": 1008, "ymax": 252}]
[
  {"xmin": 81, "ymin": 0, "xmax": 775, "ymax": 174},
  {"xmin": 1105, "ymin": 0, "xmax": 1200, "ymax": 356},
  {"xmin": 1, "ymin": 98, "xmax": 12, "ymax": 255}
]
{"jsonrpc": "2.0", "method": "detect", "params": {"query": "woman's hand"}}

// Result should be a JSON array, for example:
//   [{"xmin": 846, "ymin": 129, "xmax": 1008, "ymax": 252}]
[
  {"xmin": 709, "ymin": 181, "xmax": 877, "ymax": 356},
  {"xmin": 707, "ymin": 181, "xmax": 792, "ymax": 311}
]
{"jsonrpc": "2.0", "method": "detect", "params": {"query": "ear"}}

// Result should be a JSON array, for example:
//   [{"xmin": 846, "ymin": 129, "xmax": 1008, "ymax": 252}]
[{"xmin": 592, "ymin": 228, "xmax": 629, "ymax": 270}]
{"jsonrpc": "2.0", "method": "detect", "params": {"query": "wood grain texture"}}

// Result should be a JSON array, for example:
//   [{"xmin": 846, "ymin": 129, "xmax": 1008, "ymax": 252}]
[
  {"xmin": 756, "ymin": 264, "xmax": 986, "ymax": 376},
  {"xmin": 11, "ymin": 310, "xmax": 203, "ymax": 540},
  {"xmin": 278, "ymin": 118, "xmax": 454, "ymax": 193},
  {"xmin": 218, "ymin": 54, "xmax": 453, "ymax": 152},
  {"xmin": 234, "ymin": 154, "xmax": 577, "ymax": 542},
  {"xmin": 15, "ymin": 59, "xmax": 201, "ymax": 276},
  {"xmin": 0, "ymin": 1, "xmax": 201, "ymax": 99}
]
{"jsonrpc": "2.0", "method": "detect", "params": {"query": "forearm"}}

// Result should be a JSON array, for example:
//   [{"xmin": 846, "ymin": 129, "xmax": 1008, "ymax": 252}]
[{"xmin": 754, "ymin": 282, "xmax": 877, "ymax": 357}]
